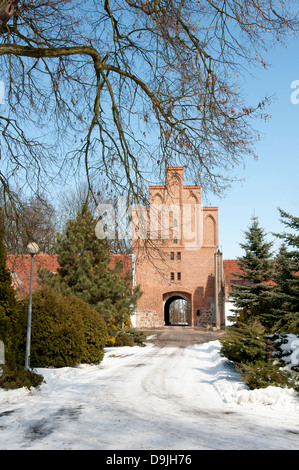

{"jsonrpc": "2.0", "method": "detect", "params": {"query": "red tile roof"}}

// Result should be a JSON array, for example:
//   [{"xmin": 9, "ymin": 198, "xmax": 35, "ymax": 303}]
[
  {"xmin": 223, "ymin": 259, "xmax": 242, "ymax": 280},
  {"xmin": 223, "ymin": 260, "xmax": 241, "ymax": 300},
  {"xmin": 223, "ymin": 259, "xmax": 276, "ymax": 300}
]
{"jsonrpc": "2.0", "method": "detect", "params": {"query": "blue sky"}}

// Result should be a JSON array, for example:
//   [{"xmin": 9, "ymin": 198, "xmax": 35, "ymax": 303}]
[{"xmin": 202, "ymin": 36, "xmax": 299, "ymax": 260}]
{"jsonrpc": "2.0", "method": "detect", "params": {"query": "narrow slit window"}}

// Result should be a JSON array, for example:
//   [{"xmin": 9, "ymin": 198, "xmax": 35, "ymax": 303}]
[
  {"xmin": 170, "ymin": 252, "xmax": 174, "ymax": 260},
  {"xmin": 177, "ymin": 252, "xmax": 181, "ymax": 260},
  {"xmin": 177, "ymin": 272, "xmax": 181, "ymax": 281},
  {"xmin": 171, "ymin": 272, "xmax": 174, "ymax": 281}
]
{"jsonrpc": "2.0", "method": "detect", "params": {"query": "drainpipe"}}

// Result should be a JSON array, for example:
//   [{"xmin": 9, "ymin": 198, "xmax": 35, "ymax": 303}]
[{"xmin": 214, "ymin": 250, "xmax": 224, "ymax": 329}]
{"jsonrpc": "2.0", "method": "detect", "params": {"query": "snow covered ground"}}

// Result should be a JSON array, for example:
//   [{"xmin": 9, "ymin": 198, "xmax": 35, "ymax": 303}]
[{"xmin": 0, "ymin": 337, "xmax": 298, "ymax": 450}]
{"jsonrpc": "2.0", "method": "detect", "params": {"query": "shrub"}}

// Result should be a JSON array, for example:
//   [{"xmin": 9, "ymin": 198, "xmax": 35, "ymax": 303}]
[
  {"xmin": 114, "ymin": 331, "xmax": 135, "ymax": 347},
  {"xmin": 236, "ymin": 361, "xmax": 297, "ymax": 391},
  {"xmin": 110, "ymin": 329, "xmax": 147, "ymax": 347},
  {"xmin": 220, "ymin": 320, "xmax": 267, "ymax": 364},
  {"xmin": 15, "ymin": 287, "xmax": 107, "ymax": 368},
  {"xmin": 0, "ymin": 363, "xmax": 44, "ymax": 390},
  {"xmin": 221, "ymin": 319, "xmax": 299, "ymax": 392},
  {"xmin": 126, "ymin": 329, "xmax": 147, "ymax": 347},
  {"xmin": 79, "ymin": 300, "xmax": 107, "ymax": 364}
]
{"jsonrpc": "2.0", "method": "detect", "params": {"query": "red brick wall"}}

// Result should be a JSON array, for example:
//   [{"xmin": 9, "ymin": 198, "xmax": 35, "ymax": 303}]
[
  {"xmin": 7, "ymin": 253, "xmax": 132, "ymax": 297},
  {"xmin": 6, "ymin": 254, "xmax": 60, "ymax": 296}
]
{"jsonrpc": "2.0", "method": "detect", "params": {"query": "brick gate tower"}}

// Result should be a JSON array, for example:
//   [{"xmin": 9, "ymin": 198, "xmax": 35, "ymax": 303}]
[{"xmin": 132, "ymin": 167, "xmax": 225, "ymax": 329}]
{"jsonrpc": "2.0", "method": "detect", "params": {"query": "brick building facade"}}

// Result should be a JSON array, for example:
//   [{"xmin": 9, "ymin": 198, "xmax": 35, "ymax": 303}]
[{"xmin": 132, "ymin": 167, "xmax": 225, "ymax": 328}]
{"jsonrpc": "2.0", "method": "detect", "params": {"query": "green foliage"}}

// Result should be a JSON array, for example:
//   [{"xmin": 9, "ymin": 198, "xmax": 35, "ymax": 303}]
[
  {"xmin": 0, "ymin": 363, "xmax": 44, "ymax": 390},
  {"xmin": 249, "ymin": 296, "xmax": 277, "ymax": 331},
  {"xmin": 114, "ymin": 331, "xmax": 135, "ymax": 347},
  {"xmin": 271, "ymin": 210, "xmax": 299, "ymax": 334},
  {"xmin": 229, "ymin": 210, "xmax": 299, "ymax": 334},
  {"xmin": 229, "ymin": 216, "xmax": 274, "ymax": 320},
  {"xmin": 236, "ymin": 360, "xmax": 297, "ymax": 391},
  {"xmin": 221, "ymin": 320, "xmax": 298, "ymax": 392},
  {"xmin": 0, "ymin": 208, "xmax": 18, "ymax": 362},
  {"xmin": 15, "ymin": 287, "xmax": 107, "ymax": 367},
  {"xmin": 126, "ymin": 329, "xmax": 147, "ymax": 347},
  {"xmin": 220, "ymin": 319, "xmax": 267, "ymax": 364},
  {"xmin": 79, "ymin": 302, "xmax": 108, "ymax": 364},
  {"xmin": 113, "ymin": 329, "xmax": 147, "ymax": 347},
  {"xmin": 224, "ymin": 209, "xmax": 299, "ymax": 392},
  {"xmin": 39, "ymin": 203, "xmax": 142, "ymax": 337}
]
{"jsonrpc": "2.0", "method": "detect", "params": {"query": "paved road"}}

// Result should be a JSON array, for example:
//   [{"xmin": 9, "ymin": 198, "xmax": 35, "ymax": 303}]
[{"xmin": 144, "ymin": 326, "xmax": 224, "ymax": 348}]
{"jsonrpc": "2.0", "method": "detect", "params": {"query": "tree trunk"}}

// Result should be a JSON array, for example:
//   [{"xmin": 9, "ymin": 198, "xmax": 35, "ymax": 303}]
[{"xmin": 0, "ymin": 1, "xmax": 17, "ymax": 30}]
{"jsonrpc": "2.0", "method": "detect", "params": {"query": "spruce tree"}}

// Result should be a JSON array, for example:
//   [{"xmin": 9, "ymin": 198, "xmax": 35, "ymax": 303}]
[
  {"xmin": 272, "ymin": 209, "xmax": 299, "ymax": 333},
  {"xmin": 256, "ymin": 244, "xmax": 294, "ymax": 330},
  {"xmin": 230, "ymin": 216, "xmax": 274, "ymax": 320},
  {"xmin": 39, "ymin": 203, "xmax": 141, "ymax": 337}
]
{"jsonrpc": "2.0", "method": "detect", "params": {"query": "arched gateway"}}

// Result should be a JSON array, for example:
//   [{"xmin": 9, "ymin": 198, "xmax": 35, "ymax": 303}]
[{"xmin": 164, "ymin": 293, "xmax": 191, "ymax": 326}]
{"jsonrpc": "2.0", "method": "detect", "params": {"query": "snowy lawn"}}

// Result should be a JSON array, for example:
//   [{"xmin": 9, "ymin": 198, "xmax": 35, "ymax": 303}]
[{"xmin": 0, "ymin": 339, "xmax": 298, "ymax": 450}]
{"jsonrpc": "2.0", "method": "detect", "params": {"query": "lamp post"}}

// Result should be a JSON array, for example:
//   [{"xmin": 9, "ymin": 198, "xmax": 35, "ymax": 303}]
[{"xmin": 25, "ymin": 242, "xmax": 39, "ymax": 370}]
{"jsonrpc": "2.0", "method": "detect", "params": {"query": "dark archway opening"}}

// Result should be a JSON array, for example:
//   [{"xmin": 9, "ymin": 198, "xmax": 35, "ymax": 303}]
[{"xmin": 164, "ymin": 295, "xmax": 191, "ymax": 326}]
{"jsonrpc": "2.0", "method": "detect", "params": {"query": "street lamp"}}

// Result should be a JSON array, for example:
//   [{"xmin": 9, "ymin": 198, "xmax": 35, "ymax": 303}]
[{"xmin": 25, "ymin": 242, "xmax": 39, "ymax": 370}]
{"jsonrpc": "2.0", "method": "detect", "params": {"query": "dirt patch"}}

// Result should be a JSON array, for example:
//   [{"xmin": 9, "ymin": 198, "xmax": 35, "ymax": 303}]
[
  {"xmin": 143, "ymin": 326, "xmax": 224, "ymax": 348},
  {"xmin": 25, "ymin": 406, "xmax": 83, "ymax": 442}
]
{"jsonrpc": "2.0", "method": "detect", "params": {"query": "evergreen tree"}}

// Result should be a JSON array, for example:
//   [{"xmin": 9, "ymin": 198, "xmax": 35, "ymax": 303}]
[
  {"xmin": 230, "ymin": 216, "xmax": 274, "ymax": 320},
  {"xmin": 271, "ymin": 209, "xmax": 299, "ymax": 333},
  {"xmin": 256, "ymin": 244, "xmax": 295, "ymax": 330},
  {"xmin": 220, "ymin": 319, "xmax": 267, "ymax": 364},
  {"xmin": 39, "ymin": 204, "xmax": 141, "ymax": 339},
  {"xmin": 0, "ymin": 207, "xmax": 18, "ymax": 362}
]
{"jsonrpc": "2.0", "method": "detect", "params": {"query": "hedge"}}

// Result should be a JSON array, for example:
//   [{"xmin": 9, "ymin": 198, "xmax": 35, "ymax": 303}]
[{"xmin": 14, "ymin": 287, "xmax": 107, "ymax": 368}]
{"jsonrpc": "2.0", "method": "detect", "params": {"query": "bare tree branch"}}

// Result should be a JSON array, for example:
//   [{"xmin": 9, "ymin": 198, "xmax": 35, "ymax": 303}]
[{"xmin": 0, "ymin": 0, "xmax": 298, "ymax": 205}]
